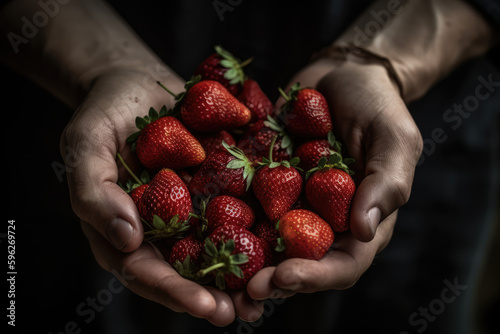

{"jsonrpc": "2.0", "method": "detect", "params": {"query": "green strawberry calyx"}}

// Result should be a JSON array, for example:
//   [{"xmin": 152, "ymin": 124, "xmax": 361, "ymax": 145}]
[
  {"xmin": 277, "ymin": 82, "xmax": 302, "ymax": 115},
  {"xmin": 126, "ymin": 105, "xmax": 176, "ymax": 151},
  {"xmin": 116, "ymin": 152, "xmax": 150, "ymax": 191},
  {"xmin": 274, "ymin": 220, "xmax": 286, "ymax": 253},
  {"xmin": 188, "ymin": 196, "xmax": 211, "ymax": 238},
  {"xmin": 172, "ymin": 255, "xmax": 213, "ymax": 284},
  {"xmin": 142, "ymin": 214, "xmax": 191, "ymax": 242},
  {"xmin": 263, "ymin": 115, "xmax": 294, "ymax": 156},
  {"xmin": 197, "ymin": 238, "xmax": 249, "ymax": 290},
  {"xmin": 215, "ymin": 45, "xmax": 253, "ymax": 86},
  {"xmin": 157, "ymin": 75, "xmax": 201, "ymax": 113},
  {"xmin": 305, "ymin": 152, "xmax": 355, "ymax": 180},
  {"xmin": 222, "ymin": 140, "xmax": 256, "ymax": 191},
  {"xmin": 257, "ymin": 134, "xmax": 301, "ymax": 171}
]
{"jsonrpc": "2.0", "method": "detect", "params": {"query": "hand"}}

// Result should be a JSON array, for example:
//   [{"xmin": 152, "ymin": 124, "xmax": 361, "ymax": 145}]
[
  {"xmin": 246, "ymin": 58, "xmax": 423, "ymax": 299},
  {"xmin": 60, "ymin": 67, "xmax": 264, "ymax": 325}
]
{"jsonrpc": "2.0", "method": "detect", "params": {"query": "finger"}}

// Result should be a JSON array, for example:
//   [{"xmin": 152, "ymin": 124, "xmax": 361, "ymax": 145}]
[
  {"xmin": 205, "ymin": 287, "xmax": 236, "ymax": 326},
  {"xmin": 63, "ymin": 121, "xmax": 143, "ymax": 252},
  {"xmin": 230, "ymin": 290, "xmax": 264, "ymax": 322},
  {"xmin": 349, "ymin": 110, "xmax": 423, "ymax": 242},
  {"xmin": 246, "ymin": 267, "xmax": 296, "ymax": 300},
  {"xmin": 81, "ymin": 222, "xmax": 218, "ymax": 319}
]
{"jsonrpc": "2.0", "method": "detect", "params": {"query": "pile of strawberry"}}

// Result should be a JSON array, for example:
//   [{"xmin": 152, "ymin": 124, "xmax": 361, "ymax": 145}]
[{"xmin": 118, "ymin": 46, "xmax": 356, "ymax": 291}]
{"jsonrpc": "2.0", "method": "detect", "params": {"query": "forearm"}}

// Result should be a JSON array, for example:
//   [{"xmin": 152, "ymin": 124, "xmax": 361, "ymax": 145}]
[
  {"xmin": 316, "ymin": 0, "xmax": 498, "ymax": 102},
  {"xmin": 0, "ymin": 0, "xmax": 180, "ymax": 108}
]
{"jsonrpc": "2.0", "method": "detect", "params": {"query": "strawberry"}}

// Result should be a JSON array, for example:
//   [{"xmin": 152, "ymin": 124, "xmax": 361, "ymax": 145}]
[
  {"xmin": 126, "ymin": 106, "xmax": 206, "ymax": 172},
  {"xmin": 177, "ymin": 169, "xmax": 193, "ymax": 188},
  {"xmin": 199, "ymin": 225, "xmax": 269, "ymax": 290},
  {"xmin": 194, "ymin": 45, "xmax": 253, "ymax": 96},
  {"xmin": 168, "ymin": 233, "xmax": 203, "ymax": 266},
  {"xmin": 252, "ymin": 135, "xmax": 303, "ymax": 222},
  {"xmin": 305, "ymin": 153, "xmax": 356, "ymax": 233},
  {"xmin": 294, "ymin": 131, "xmax": 343, "ymax": 171},
  {"xmin": 167, "ymin": 234, "xmax": 214, "ymax": 284},
  {"xmin": 159, "ymin": 77, "xmax": 252, "ymax": 133},
  {"xmin": 139, "ymin": 168, "xmax": 193, "ymax": 241},
  {"xmin": 116, "ymin": 153, "xmax": 150, "ymax": 208},
  {"xmin": 278, "ymin": 83, "xmax": 332, "ymax": 139},
  {"xmin": 195, "ymin": 130, "xmax": 236, "ymax": 156},
  {"xmin": 237, "ymin": 116, "xmax": 293, "ymax": 163},
  {"xmin": 237, "ymin": 78, "xmax": 274, "ymax": 123},
  {"xmin": 276, "ymin": 209, "xmax": 334, "ymax": 260},
  {"xmin": 201, "ymin": 195, "xmax": 255, "ymax": 233},
  {"xmin": 251, "ymin": 219, "xmax": 279, "ymax": 251},
  {"xmin": 188, "ymin": 141, "xmax": 255, "ymax": 201}
]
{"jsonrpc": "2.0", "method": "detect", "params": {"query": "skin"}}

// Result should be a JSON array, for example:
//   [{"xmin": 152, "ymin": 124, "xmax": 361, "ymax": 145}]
[{"xmin": 1, "ymin": 0, "xmax": 496, "ymax": 327}]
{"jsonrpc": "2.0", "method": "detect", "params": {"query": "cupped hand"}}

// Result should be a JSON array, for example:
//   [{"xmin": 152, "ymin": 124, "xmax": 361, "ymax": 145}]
[
  {"xmin": 60, "ymin": 66, "xmax": 263, "ymax": 325},
  {"xmin": 247, "ymin": 58, "xmax": 422, "ymax": 299}
]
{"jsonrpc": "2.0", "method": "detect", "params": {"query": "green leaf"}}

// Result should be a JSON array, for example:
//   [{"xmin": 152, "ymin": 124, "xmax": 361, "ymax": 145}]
[
  {"xmin": 224, "ymin": 68, "xmax": 238, "ymax": 80},
  {"xmin": 224, "ymin": 239, "xmax": 235, "ymax": 253},
  {"xmin": 219, "ymin": 59, "xmax": 234, "ymax": 68},
  {"xmin": 245, "ymin": 171, "xmax": 255, "ymax": 191},
  {"xmin": 281, "ymin": 160, "xmax": 290, "ymax": 168},
  {"xmin": 230, "ymin": 265, "xmax": 244, "ymax": 278},
  {"xmin": 204, "ymin": 238, "xmax": 218, "ymax": 258},
  {"xmin": 215, "ymin": 273, "xmax": 226, "ymax": 290},
  {"xmin": 275, "ymin": 237, "xmax": 286, "ymax": 252},
  {"xmin": 135, "ymin": 116, "xmax": 149, "ymax": 130},
  {"xmin": 318, "ymin": 156, "xmax": 327, "ymax": 169},
  {"xmin": 269, "ymin": 162, "xmax": 280, "ymax": 169},
  {"xmin": 289, "ymin": 156, "xmax": 300, "ymax": 166},
  {"xmin": 343, "ymin": 158, "xmax": 355, "ymax": 165},
  {"xmin": 148, "ymin": 107, "xmax": 159, "ymax": 121},
  {"xmin": 152, "ymin": 215, "xmax": 166, "ymax": 230},
  {"xmin": 126, "ymin": 131, "xmax": 141, "ymax": 143},
  {"xmin": 226, "ymin": 159, "xmax": 246, "ymax": 169},
  {"xmin": 231, "ymin": 253, "xmax": 249, "ymax": 265}
]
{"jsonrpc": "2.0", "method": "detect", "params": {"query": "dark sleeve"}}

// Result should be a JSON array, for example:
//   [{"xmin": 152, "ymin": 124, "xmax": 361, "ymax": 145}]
[{"xmin": 467, "ymin": 0, "xmax": 500, "ymax": 26}]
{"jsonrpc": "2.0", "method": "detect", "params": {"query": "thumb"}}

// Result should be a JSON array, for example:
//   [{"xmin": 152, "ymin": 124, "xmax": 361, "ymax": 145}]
[
  {"xmin": 349, "ymin": 116, "xmax": 423, "ymax": 242},
  {"xmin": 63, "ymin": 138, "xmax": 143, "ymax": 252}
]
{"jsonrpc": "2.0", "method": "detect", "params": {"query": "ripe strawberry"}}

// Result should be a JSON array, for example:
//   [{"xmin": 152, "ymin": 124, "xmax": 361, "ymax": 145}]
[
  {"xmin": 237, "ymin": 117, "xmax": 293, "ymax": 163},
  {"xmin": 202, "ymin": 195, "xmax": 255, "ymax": 233},
  {"xmin": 252, "ymin": 135, "xmax": 303, "ymax": 222},
  {"xmin": 194, "ymin": 45, "xmax": 252, "ymax": 96},
  {"xmin": 279, "ymin": 83, "xmax": 332, "ymax": 139},
  {"xmin": 237, "ymin": 78, "xmax": 274, "ymax": 123},
  {"xmin": 276, "ymin": 209, "xmax": 334, "ymax": 260},
  {"xmin": 294, "ymin": 131, "xmax": 343, "ymax": 171},
  {"xmin": 177, "ymin": 169, "xmax": 193, "ymax": 187},
  {"xmin": 139, "ymin": 168, "xmax": 193, "ymax": 241},
  {"xmin": 305, "ymin": 153, "xmax": 356, "ymax": 233},
  {"xmin": 116, "ymin": 153, "xmax": 150, "ymax": 208},
  {"xmin": 168, "ymin": 233, "xmax": 203, "ymax": 266},
  {"xmin": 126, "ymin": 106, "xmax": 206, "ymax": 172},
  {"xmin": 251, "ymin": 220, "xmax": 279, "ymax": 250},
  {"xmin": 188, "ymin": 141, "xmax": 255, "ymax": 200},
  {"xmin": 200, "ymin": 225, "xmax": 269, "ymax": 290},
  {"xmin": 195, "ymin": 130, "xmax": 236, "ymax": 156}
]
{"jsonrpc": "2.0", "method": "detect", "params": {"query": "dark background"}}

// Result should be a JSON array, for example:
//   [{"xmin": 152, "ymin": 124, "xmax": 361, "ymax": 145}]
[{"xmin": 3, "ymin": 0, "xmax": 500, "ymax": 333}]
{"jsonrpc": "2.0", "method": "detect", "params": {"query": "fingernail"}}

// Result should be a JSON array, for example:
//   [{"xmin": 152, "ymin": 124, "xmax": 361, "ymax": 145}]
[
  {"xmin": 106, "ymin": 218, "xmax": 133, "ymax": 250},
  {"xmin": 367, "ymin": 207, "xmax": 381, "ymax": 237}
]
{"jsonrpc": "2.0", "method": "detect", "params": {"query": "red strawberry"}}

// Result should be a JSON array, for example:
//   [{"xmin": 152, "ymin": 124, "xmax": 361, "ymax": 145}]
[
  {"xmin": 293, "ymin": 131, "xmax": 344, "ymax": 171},
  {"xmin": 237, "ymin": 117, "xmax": 293, "ymax": 163},
  {"xmin": 203, "ymin": 195, "xmax": 255, "ymax": 232},
  {"xmin": 181, "ymin": 80, "xmax": 251, "ymax": 132},
  {"xmin": 276, "ymin": 209, "xmax": 334, "ymax": 260},
  {"xmin": 126, "ymin": 106, "xmax": 206, "ymax": 172},
  {"xmin": 279, "ymin": 83, "xmax": 332, "ymax": 139},
  {"xmin": 116, "ymin": 153, "xmax": 151, "ymax": 208},
  {"xmin": 194, "ymin": 45, "xmax": 252, "ymax": 96},
  {"xmin": 200, "ymin": 225, "xmax": 269, "ymax": 290},
  {"xmin": 168, "ymin": 233, "xmax": 203, "ymax": 266},
  {"xmin": 139, "ymin": 168, "xmax": 193, "ymax": 241},
  {"xmin": 129, "ymin": 184, "xmax": 148, "ymax": 208},
  {"xmin": 237, "ymin": 78, "xmax": 274, "ymax": 123},
  {"xmin": 305, "ymin": 153, "xmax": 356, "ymax": 233},
  {"xmin": 188, "ymin": 141, "xmax": 255, "ymax": 200},
  {"xmin": 252, "ymin": 135, "xmax": 303, "ymax": 222},
  {"xmin": 177, "ymin": 169, "xmax": 193, "ymax": 187},
  {"xmin": 251, "ymin": 220, "xmax": 279, "ymax": 250},
  {"xmin": 195, "ymin": 130, "xmax": 236, "ymax": 156}
]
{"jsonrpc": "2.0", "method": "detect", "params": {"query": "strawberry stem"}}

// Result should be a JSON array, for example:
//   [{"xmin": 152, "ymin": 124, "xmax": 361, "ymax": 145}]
[
  {"xmin": 157, "ymin": 81, "xmax": 179, "ymax": 98},
  {"xmin": 199, "ymin": 262, "xmax": 226, "ymax": 276},
  {"xmin": 268, "ymin": 134, "xmax": 278, "ymax": 162},
  {"xmin": 116, "ymin": 153, "xmax": 143, "ymax": 185},
  {"xmin": 278, "ymin": 87, "xmax": 290, "ymax": 101},
  {"xmin": 239, "ymin": 57, "xmax": 254, "ymax": 68}
]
